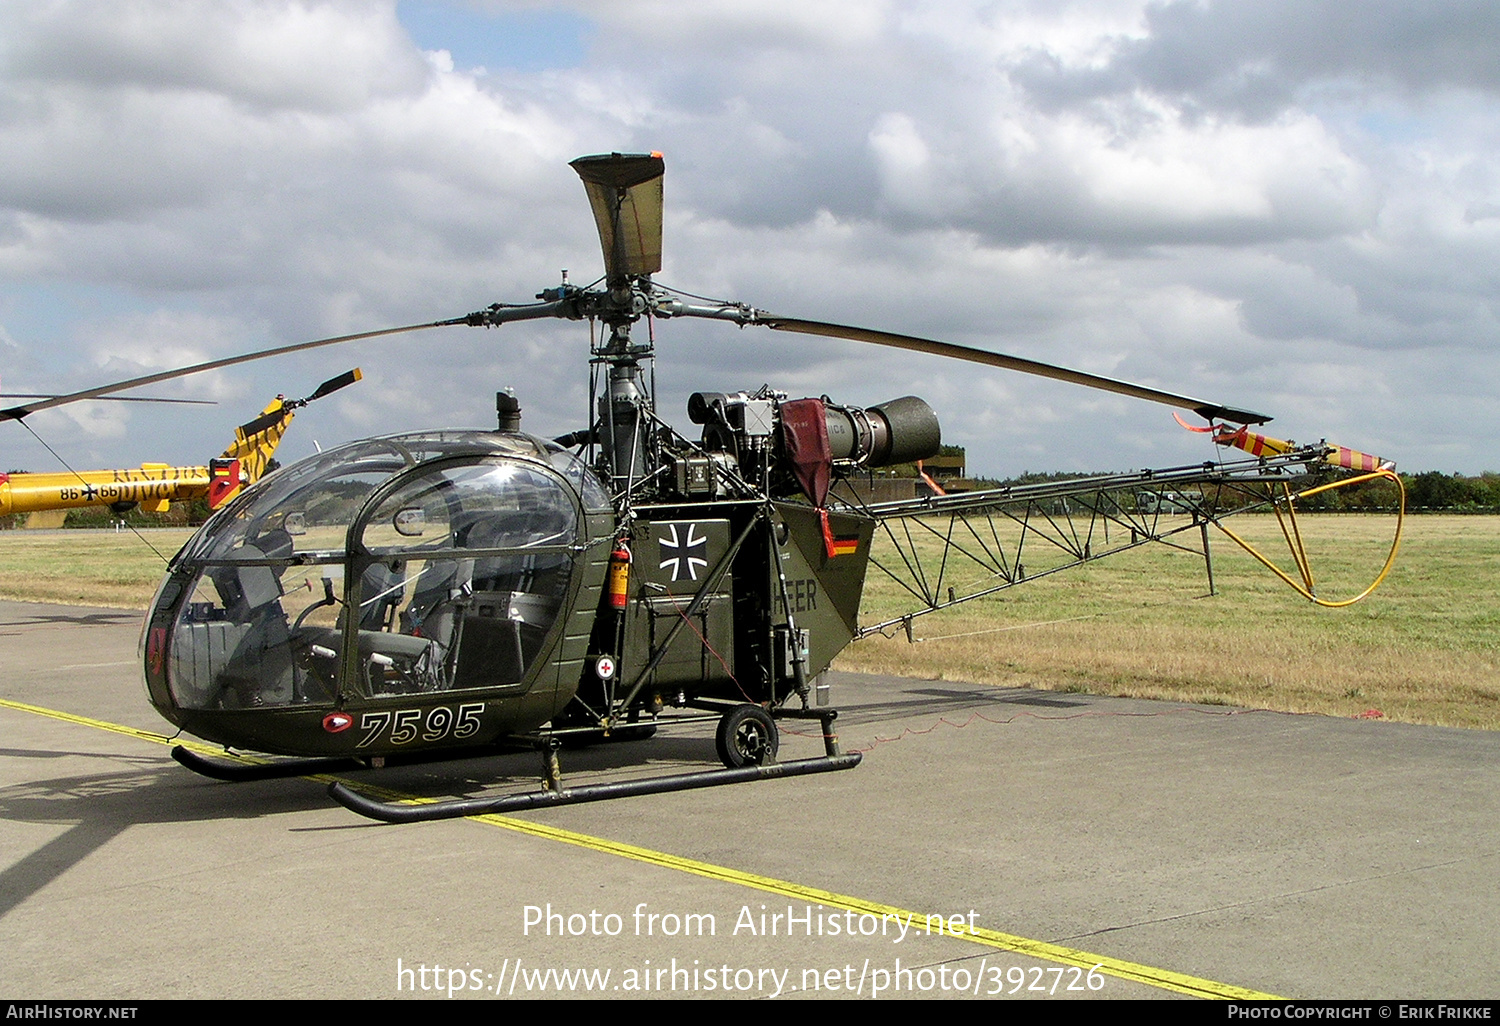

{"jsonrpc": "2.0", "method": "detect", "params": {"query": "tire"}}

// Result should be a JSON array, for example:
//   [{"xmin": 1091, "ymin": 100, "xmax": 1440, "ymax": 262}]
[{"xmin": 715, "ymin": 705, "xmax": 779, "ymax": 768}]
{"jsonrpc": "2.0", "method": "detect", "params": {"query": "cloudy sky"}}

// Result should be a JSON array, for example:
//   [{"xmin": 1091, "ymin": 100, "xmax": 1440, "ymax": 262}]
[{"xmin": 2, "ymin": 0, "xmax": 1497, "ymax": 479}]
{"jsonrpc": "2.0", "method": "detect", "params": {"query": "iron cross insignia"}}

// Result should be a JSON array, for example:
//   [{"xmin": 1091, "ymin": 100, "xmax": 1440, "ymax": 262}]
[{"xmin": 659, "ymin": 523, "xmax": 708, "ymax": 582}]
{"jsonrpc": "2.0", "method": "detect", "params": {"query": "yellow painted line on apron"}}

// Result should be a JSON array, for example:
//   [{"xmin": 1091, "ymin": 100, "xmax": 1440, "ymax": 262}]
[
  {"xmin": 462, "ymin": 810, "xmax": 1279, "ymax": 1000},
  {"xmin": 2, "ymin": 696, "xmax": 1280, "ymax": 1000},
  {"xmin": 0, "ymin": 696, "xmax": 260, "ymax": 762}
]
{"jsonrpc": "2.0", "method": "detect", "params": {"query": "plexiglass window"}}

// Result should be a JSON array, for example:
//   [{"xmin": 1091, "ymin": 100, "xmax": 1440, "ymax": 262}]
[{"xmin": 163, "ymin": 433, "xmax": 596, "ymax": 710}]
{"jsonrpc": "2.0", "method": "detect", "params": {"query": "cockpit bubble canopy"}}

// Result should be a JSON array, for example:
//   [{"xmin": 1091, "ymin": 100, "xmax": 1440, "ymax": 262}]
[{"xmin": 148, "ymin": 431, "xmax": 610, "ymax": 716}]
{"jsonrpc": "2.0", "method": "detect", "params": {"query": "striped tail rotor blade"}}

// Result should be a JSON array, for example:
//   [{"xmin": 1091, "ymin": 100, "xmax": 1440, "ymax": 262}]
[
  {"xmin": 1214, "ymin": 427, "xmax": 1294, "ymax": 458},
  {"xmin": 1326, "ymin": 445, "xmax": 1391, "ymax": 472}
]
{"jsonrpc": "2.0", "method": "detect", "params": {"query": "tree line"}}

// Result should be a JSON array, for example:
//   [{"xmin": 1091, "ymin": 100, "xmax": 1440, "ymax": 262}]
[{"xmin": 984, "ymin": 469, "xmax": 1500, "ymax": 513}]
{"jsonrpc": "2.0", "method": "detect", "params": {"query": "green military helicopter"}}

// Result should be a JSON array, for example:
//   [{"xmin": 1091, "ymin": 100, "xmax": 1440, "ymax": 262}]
[{"xmin": 1, "ymin": 153, "xmax": 1399, "ymax": 822}]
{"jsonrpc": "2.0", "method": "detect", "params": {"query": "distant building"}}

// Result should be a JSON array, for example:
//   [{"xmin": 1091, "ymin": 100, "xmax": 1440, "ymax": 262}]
[
  {"xmin": 923, "ymin": 449, "xmax": 965, "ymax": 478},
  {"xmin": 832, "ymin": 446, "xmax": 973, "ymax": 503},
  {"xmin": 921, "ymin": 447, "xmax": 977, "ymax": 493}
]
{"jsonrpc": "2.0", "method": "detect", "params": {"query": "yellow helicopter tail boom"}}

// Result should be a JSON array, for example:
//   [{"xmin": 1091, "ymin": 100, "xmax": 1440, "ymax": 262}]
[{"xmin": 1, "ymin": 370, "xmax": 362, "ymax": 518}]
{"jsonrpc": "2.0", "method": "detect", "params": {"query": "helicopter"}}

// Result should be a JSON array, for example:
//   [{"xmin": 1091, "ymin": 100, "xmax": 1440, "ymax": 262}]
[
  {"xmin": 0, "ymin": 152, "xmax": 1403, "ymax": 822},
  {"xmin": 0, "ymin": 370, "xmax": 362, "ymax": 522}
]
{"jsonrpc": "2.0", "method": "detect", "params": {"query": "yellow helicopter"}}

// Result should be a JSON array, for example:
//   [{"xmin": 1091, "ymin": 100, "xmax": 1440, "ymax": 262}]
[{"xmin": 0, "ymin": 370, "xmax": 362, "ymax": 522}]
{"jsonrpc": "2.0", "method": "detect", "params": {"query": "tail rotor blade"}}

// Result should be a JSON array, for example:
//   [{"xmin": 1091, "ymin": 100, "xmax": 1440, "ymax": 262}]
[
  {"xmin": 237, "ymin": 409, "xmax": 287, "ymax": 439},
  {"xmin": 306, "ymin": 368, "xmax": 363, "ymax": 403},
  {"xmin": 237, "ymin": 367, "xmax": 364, "ymax": 438}
]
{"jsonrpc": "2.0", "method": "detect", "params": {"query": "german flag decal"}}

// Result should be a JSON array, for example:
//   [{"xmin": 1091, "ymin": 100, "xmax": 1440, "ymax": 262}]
[
  {"xmin": 818, "ymin": 507, "xmax": 861, "ymax": 558},
  {"xmin": 826, "ymin": 534, "xmax": 860, "ymax": 558}
]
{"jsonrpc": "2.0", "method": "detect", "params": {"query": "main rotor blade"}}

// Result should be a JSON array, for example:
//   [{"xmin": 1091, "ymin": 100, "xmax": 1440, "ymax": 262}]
[
  {"xmin": 0, "ymin": 394, "xmax": 215, "ymax": 406},
  {"xmin": 571, "ymin": 152, "xmax": 664, "ymax": 282},
  {"xmin": 756, "ymin": 316, "xmax": 1272, "ymax": 425},
  {"xmin": 0, "ymin": 321, "xmax": 447, "ymax": 422}
]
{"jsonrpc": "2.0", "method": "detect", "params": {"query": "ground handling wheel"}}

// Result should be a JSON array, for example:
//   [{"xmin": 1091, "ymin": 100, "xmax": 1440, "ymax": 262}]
[{"xmin": 715, "ymin": 704, "xmax": 779, "ymax": 768}]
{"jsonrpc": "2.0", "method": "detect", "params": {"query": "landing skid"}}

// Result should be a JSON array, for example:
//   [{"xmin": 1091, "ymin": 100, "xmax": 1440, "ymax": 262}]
[
  {"xmin": 328, "ymin": 753, "xmax": 862, "ymax": 823},
  {"xmin": 332, "ymin": 703, "xmax": 857, "ymax": 823},
  {"xmin": 175, "ymin": 703, "xmax": 855, "ymax": 819},
  {"xmin": 171, "ymin": 745, "xmax": 363, "ymax": 782},
  {"xmin": 170, "ymin": 742, "xmax": 504, "ymax": 782}
]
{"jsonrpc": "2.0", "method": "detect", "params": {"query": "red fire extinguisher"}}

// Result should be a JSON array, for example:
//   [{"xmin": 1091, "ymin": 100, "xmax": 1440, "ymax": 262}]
[{"xmin": 606, "ymin": 541, "xmax": 631, "ymax": 610}]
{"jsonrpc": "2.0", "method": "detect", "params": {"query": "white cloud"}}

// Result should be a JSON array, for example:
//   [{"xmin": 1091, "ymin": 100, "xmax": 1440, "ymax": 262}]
[
  {"xmin": 0, "ymin": 0, "xmax": 1497, "ymax": 479},
  {"xmin": 576, "ymin": 0, "xmax": 891, "ymax": 48},
  {"xmin": 2, "ymin": 1, "xmax": 428, "ymax": 111}
]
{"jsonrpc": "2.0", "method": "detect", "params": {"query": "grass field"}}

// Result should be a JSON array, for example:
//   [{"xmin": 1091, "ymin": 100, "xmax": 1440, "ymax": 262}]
[
  {"xmin": 840, "ymin": 512, "xmax": 1500, "ymax": 729},
  {"xmin": 0, "ymin": 528, "xmax": 196, "ymax": 608},
  {"xmin": 0, "ymin": 514, "xmax": 1494, "ymax": 729}
]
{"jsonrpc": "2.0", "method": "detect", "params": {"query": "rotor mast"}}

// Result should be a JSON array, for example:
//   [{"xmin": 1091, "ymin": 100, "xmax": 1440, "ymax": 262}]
[{"xmin": 569, "ymin": 152, "xmax": 667, "ymax": 494}]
